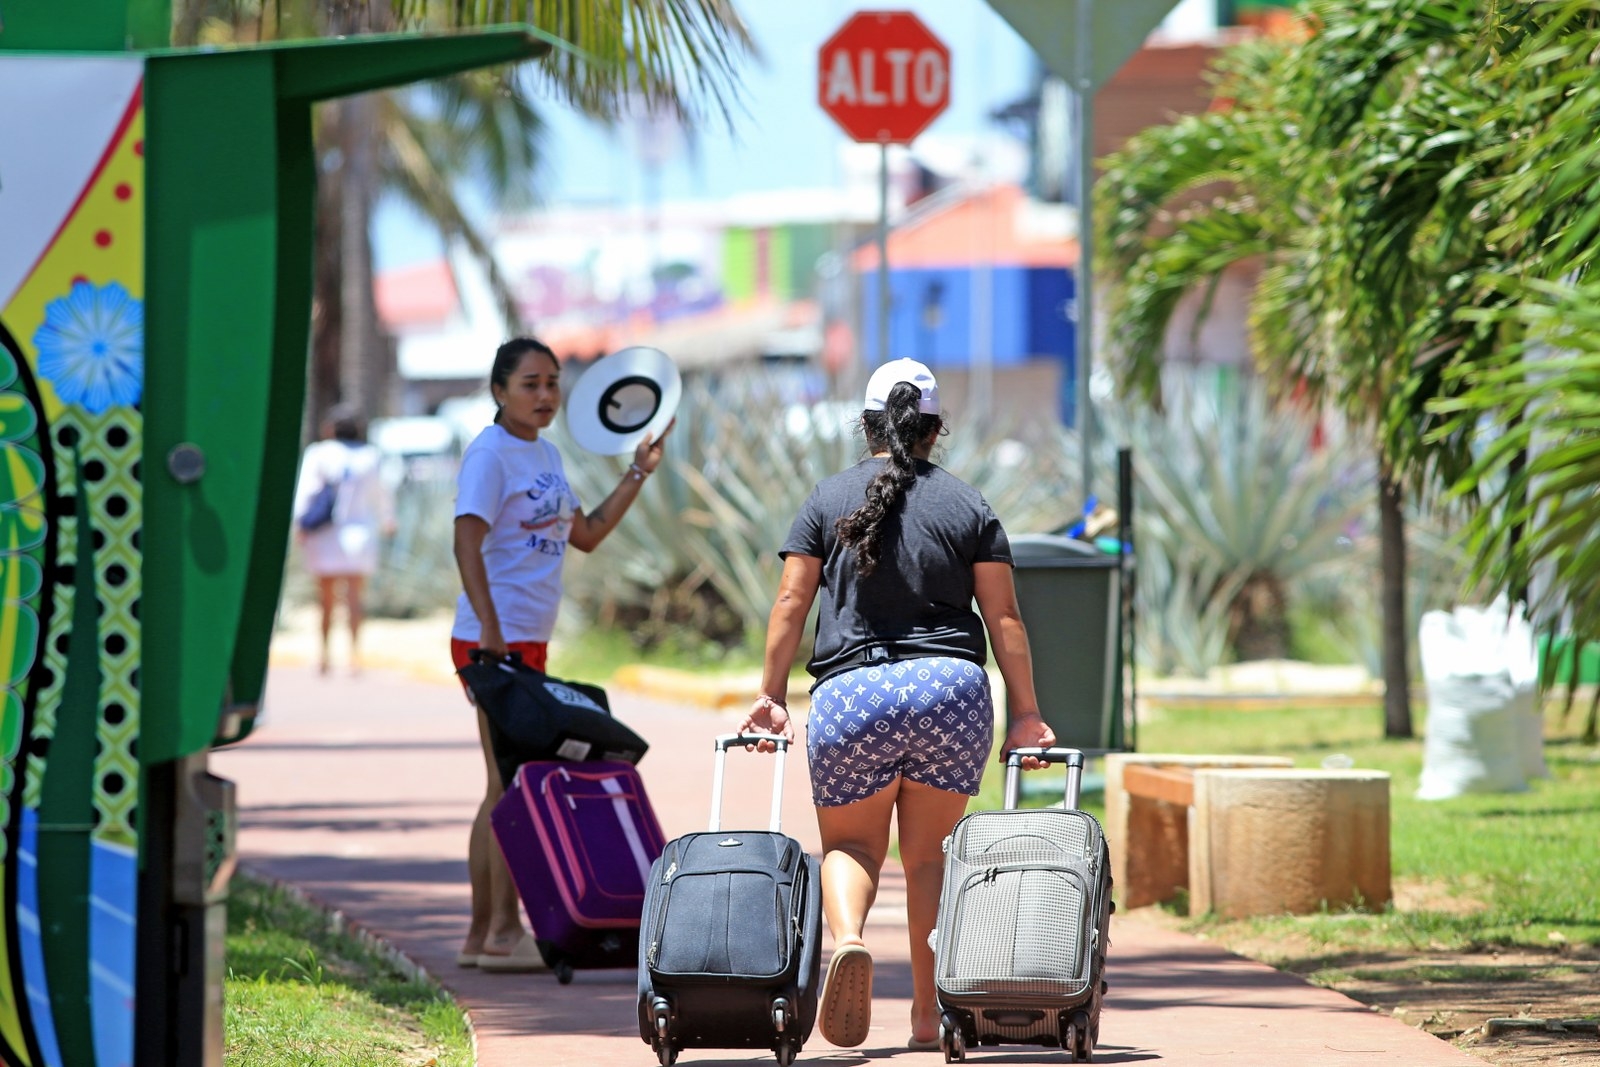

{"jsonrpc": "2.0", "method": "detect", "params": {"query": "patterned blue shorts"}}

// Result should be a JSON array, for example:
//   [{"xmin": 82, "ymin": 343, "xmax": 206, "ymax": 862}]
[{"xmin": 806, "ymin": 656, "xmax": 995, "ymax": 807}]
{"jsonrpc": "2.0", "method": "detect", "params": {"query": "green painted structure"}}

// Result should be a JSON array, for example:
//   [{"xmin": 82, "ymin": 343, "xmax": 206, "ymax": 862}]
[{"xmin": 0, "ymin": 4, "xmax": 550, "ymax": 1064}]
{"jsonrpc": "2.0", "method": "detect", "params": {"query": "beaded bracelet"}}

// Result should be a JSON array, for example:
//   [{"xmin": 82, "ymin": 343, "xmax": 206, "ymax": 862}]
[{"xmin": 626, "ymin": 463, "xmax": 649, "ymax": 482}]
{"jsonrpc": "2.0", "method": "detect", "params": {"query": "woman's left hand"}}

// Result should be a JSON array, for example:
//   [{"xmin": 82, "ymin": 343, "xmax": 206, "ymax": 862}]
[
  {"xmin": 1001, "ymin": 712, "xmax": 1057, "ymax": 769},
  {"xmin": 632, "ymin": 418, "xmax": 676, "ymax": 475},
  {"xmin": 737, "ymin": 695, "xmax": 794, "ymax": 752}
]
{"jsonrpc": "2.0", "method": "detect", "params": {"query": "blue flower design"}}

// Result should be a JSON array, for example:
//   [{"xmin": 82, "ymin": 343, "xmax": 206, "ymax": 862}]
[{"xmin": 34, "ymin": 281, "xmax": 143, "ymax": 414}]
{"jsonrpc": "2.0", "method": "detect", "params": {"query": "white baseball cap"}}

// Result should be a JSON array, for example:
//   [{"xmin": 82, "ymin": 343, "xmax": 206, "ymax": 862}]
[{"xmin": 864, "ymin": 358, "xmax": 940, "ymax": 414}]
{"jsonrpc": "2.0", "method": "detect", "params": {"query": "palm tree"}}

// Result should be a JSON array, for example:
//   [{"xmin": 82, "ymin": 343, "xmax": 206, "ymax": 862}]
[
  {"xmin": 1095, "ymin": 35, "xmax": 1425, "ymax": 717},
  {"xmin": 1420, "ymin": 4, "xmax": 1600, "ymax": 741},
  {"xmin": 173, "ymin": 0, "xmax": 755, "ymax": 424},
  {"xmin": 1096, "ymin": 1, "xmax": 1510, "ymax": 738}
]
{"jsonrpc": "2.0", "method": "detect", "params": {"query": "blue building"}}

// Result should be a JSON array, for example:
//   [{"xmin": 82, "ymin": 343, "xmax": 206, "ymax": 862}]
[{"xmin": 853, "ymin": 183, "xmax": 1079, "ymax": 425}]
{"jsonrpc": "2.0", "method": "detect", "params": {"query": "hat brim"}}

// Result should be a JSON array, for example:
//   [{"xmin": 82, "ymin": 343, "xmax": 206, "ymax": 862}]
[{"xmin": 562, "ymin": 346, "xmax": 682, "ymax": 455}]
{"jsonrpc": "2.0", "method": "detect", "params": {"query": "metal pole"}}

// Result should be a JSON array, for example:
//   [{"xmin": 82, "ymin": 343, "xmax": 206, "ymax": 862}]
[
  {"xmin": 1075, "ymin": 1, "xmax": 1095, "ymax": 502},
  {"xmin": 878, "ymin": 141, "xmax": 891, "ymax": 364}
]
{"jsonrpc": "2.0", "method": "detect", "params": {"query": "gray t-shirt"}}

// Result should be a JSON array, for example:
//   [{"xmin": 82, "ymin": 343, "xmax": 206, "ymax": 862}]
[{"xmin": 781, "ymin": 458, "xmax": 1012, "ymax": 682}]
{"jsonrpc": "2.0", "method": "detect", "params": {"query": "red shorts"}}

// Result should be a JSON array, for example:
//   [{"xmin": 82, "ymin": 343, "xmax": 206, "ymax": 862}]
[{"xmin": 451, "ymin": 638, "xmax": 548, "ymax": 701}]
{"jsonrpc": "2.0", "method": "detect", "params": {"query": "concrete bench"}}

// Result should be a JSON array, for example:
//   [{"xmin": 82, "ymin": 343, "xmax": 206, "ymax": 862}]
[{"xmin": 1104, "ymin": 754, "xmax": 1392, "ymax": 918}]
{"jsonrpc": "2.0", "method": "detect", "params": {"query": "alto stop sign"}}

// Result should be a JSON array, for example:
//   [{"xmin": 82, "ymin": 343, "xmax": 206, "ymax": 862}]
[{"xmin": 818, "ymin": 10, "xmax": 950, "ymax": 144}]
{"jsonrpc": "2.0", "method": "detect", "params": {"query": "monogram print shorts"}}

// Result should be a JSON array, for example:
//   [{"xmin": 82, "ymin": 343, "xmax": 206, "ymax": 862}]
[{"xmin": 806, "ymin": 656, "xmax": 994, "ymax": 807}]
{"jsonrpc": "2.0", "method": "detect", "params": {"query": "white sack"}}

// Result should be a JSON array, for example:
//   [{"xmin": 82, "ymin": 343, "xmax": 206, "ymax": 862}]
[{"xmin": 1417, "ymin": 596, "xmax": 1543, "ymax": 800}]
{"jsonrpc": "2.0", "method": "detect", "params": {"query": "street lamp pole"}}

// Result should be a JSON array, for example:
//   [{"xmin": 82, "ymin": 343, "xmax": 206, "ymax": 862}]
[
  {"xmin": 1074, "ymin": 0, "xmax": 1095, "ymax": 502},
  {"xmin": 878, "ymin": 142, "xmax": 891, "ymax": 364},
  {"xmin": 984, "ymin": 0, "xmax": 1186, "ymax": 498}
]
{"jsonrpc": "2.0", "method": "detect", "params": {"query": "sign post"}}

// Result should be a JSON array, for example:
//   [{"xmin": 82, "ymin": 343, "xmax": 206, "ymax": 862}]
[
  {"xmin": 985, "ymin": 0, "xmax": 1182, "ymax": 497},
  {"xmin": 818, "ymin": 10, "xmax": 950, "ymax": 367}
]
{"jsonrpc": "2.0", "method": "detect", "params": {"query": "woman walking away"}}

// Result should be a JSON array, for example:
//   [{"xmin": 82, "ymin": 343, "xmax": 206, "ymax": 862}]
[
  {"xmin": 738, "ymin": 358, "xmax": 1055, "ymax": 1050},
  {"xmin": 451, "ymin": 337, "xmax": 671, "ymax": 972},
  {"xmin": 292, "ymin": 403, "xmax": 394, "ymax": 676}
]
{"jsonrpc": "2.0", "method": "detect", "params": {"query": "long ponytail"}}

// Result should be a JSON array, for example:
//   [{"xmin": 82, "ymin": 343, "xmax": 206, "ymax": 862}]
[{"xmin": 835, "ymin": 380, "xmax": 942, "ymax": 577}]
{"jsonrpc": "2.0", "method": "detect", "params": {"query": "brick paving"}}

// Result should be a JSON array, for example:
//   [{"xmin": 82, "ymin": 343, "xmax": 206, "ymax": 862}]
[{"xmin": 212, "ymin": 662, "xmax": 1484, "ymax": 1066}]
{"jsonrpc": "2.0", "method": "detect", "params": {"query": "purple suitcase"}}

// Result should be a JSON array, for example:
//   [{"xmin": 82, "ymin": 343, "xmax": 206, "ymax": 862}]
[{"xmin": 491, "ymin": 760, "xmax": 667, "ymax": 983}]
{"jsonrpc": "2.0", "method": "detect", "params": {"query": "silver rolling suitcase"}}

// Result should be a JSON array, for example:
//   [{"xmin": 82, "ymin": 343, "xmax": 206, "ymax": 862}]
[{"xmin": 932, "ymin": 747, "xmax": 1113, "ymax": 1063}]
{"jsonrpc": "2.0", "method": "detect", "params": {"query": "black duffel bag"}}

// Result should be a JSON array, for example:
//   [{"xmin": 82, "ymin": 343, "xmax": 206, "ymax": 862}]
[{"xmin": 457, "ymin": 650, "xmax": 649, "ymax": 785}]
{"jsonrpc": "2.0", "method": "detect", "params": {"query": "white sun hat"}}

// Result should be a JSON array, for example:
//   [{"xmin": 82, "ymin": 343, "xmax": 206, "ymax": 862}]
[{"xmin": 562, "ymin": 346, "xmax": 682, "ymax": 455}]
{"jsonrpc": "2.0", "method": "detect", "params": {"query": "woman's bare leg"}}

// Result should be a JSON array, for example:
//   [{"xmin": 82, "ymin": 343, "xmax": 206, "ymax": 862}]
[
  {"xmin": 814, "ymin": 778, "xmax": 899, "ymax": 949},
  {"xmin": 464, "ymin": 708, "xmax": 526, "ymax": 958},
  {"xmin": 344, "ymin": 574, "xmax": 366, "ymax": 675},
  {"xmin": 315, "ymin": 575, "xmax": 338, "ymax": 675},
  {"xmin": 894, "ymin": 780, "xmax": 972, "ymax": 1044}
]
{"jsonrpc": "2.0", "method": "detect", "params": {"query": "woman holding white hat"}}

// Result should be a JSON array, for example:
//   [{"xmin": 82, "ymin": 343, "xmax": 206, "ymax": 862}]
[{"xmin": 739, "ymin": 357, "xmax": 1055, "ymax": 1051}]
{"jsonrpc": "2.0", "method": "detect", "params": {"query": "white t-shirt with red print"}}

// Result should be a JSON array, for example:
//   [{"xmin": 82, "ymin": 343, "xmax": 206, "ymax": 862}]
[{"xmin": 451, "ymin": 423, "xmax": 581, "ymax": 643}]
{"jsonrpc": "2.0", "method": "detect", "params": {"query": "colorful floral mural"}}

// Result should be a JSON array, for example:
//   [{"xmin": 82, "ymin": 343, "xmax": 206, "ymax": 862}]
[
  {"xmin": 34, "ymin": 283, "xmax": 145, "ymax": 415},
  {"xmin": 0, "ymin": 54, "xmax": 145, "ymax": 1067}
]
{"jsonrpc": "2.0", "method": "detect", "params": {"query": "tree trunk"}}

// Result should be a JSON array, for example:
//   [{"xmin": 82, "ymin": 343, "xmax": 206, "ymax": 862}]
[
  {"xmin": 1378, "ymin": 464, "xmax": 1413, "ymax": 738},
  {"xmin": 1228, "ymin": 570, "xmax": 1290, "ymax": 662},
  {"xmin": 308, "ymin": 0, "xmax": 390, "ymax": 431},
  {"xmin": 309, "ymin": 109, "xmax": 344, "ymax": 439},
  {"xmin": 338, "ymin": 91, "xmax": 379, "ymax": 414}
]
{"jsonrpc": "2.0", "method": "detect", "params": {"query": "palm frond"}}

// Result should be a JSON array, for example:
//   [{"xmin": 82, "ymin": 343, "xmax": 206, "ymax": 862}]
[{"xmin": 394, "ymin": 0, "xmax": 757, "ymax": 125}]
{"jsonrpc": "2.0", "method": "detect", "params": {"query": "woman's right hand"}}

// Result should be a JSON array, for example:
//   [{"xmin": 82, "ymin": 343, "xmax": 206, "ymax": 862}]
[
  {"xmin": 477, "ymin": 621, "xmax": 509, "ymax": 660},
  {"xmin": 737, "ymin": 695, "xmax": 795, "ymax": 752}
]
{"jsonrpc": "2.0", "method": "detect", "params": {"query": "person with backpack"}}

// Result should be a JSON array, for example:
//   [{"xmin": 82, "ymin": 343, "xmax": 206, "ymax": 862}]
[{"xmin": 293, "ymin": 403, "xmax": 394, "ymax": 676}]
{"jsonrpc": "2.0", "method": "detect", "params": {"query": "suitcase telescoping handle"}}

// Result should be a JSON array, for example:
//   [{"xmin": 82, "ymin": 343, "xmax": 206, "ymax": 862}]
[
  {"xmin": 709, "ymin": 733, "xmax": 789, "ymax": 833},
  {"xmin": 1003, "ymin": 747, "xmax": 1086, "ymax": 810}
]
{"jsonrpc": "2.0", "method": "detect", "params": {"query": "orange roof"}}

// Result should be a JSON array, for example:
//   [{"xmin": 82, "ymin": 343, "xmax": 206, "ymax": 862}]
[
  {"xmin": 534, "ymin": 298, "xmax": 820, "ymax": 369},
  {"xmin": 851, "ymin": 184, "xmax": 1079, "ymax": 271},
  {"xmin": 375, "ymin": 260, "xmax": 460, "ymax": 331},
  {"xmin": 534, "ymin": 317, "xmax": 640, "ymax": 361}
]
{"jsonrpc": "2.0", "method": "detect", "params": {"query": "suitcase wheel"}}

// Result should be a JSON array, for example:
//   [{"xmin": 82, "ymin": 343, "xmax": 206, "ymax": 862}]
[
  {"xmin": 650, "ymin": 997, "xmax": 677, "ymax": 1067},
  {"xmin": 772, "ymin": 995, "xmax": 792, "ymax": 1034},
  {"xmin": 940, "ymin": 1013, "xmax": 966, "ymax": 1063},
  {"xmin": 1067, "ymin": 1009, "xmax": 1093, "ymax": 1063},
  {"xmin": 772, "ymin": 995, "xmax": 798, "ymax": 1064},
  {"xmin": 538, "ymin": 942, "xmax": 577, "ymax": 985}
]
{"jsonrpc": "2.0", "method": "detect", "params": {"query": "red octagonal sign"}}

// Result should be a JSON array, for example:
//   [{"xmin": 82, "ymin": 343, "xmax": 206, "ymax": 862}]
[{"xmin": 818, "ymin": 10, "xmax": 950, "ymax": 144}]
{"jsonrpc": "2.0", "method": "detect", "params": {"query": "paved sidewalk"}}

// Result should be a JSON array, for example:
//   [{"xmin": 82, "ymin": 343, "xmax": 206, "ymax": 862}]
[{"xmin": 212, "ymin": 664, "xmax": 1484, "ymax": 1066}]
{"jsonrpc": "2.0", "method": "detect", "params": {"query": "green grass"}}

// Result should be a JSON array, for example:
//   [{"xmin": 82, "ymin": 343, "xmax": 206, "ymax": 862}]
[
  {"xmin": 226, "ymin": 874, "xmax": 471, "ymax": 1067},
  {"xmin": 1123, "ymin": 699, "xmax": 1600, "ymax": 964}
]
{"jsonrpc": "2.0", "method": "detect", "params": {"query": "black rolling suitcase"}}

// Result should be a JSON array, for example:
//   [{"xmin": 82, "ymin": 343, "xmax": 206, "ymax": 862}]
[
  {"xmin": 637, "ymin": 733, "xmax": 822, "ymax": 1066},
  {"xmin": 932, "ymin": 747, "xmax": 1114, "ymax": 1063}
]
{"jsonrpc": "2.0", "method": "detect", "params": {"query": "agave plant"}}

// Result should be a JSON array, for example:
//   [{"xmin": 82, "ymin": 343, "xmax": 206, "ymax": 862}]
[
  {"xmin": 1292, "ymin": 499, "xmax": 1472, "ymax": 681},
  {"xmin": 1100, "ymin": 367, "xmax": 1373, "ymax": 670},
  {"xmin": 1132, "ymin": 545, "xmax": 1248, "ymax": 679},
  {"xmin": 366, "ymin": 472, "xmax": 465, "ymax": 619},
  {"xmin": 356, "ymin": 364, "xmax": 1408, "ymax": 689},
  {"xmin": 559, "ymin": 365, "xmax": 1086, "ymax": 650}
]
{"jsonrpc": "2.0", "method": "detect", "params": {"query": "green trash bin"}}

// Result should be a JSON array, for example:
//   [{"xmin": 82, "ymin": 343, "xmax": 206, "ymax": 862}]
[{"xmin": 1007, "ymin": 534, "xmax": 1128, "ymax": 754}]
